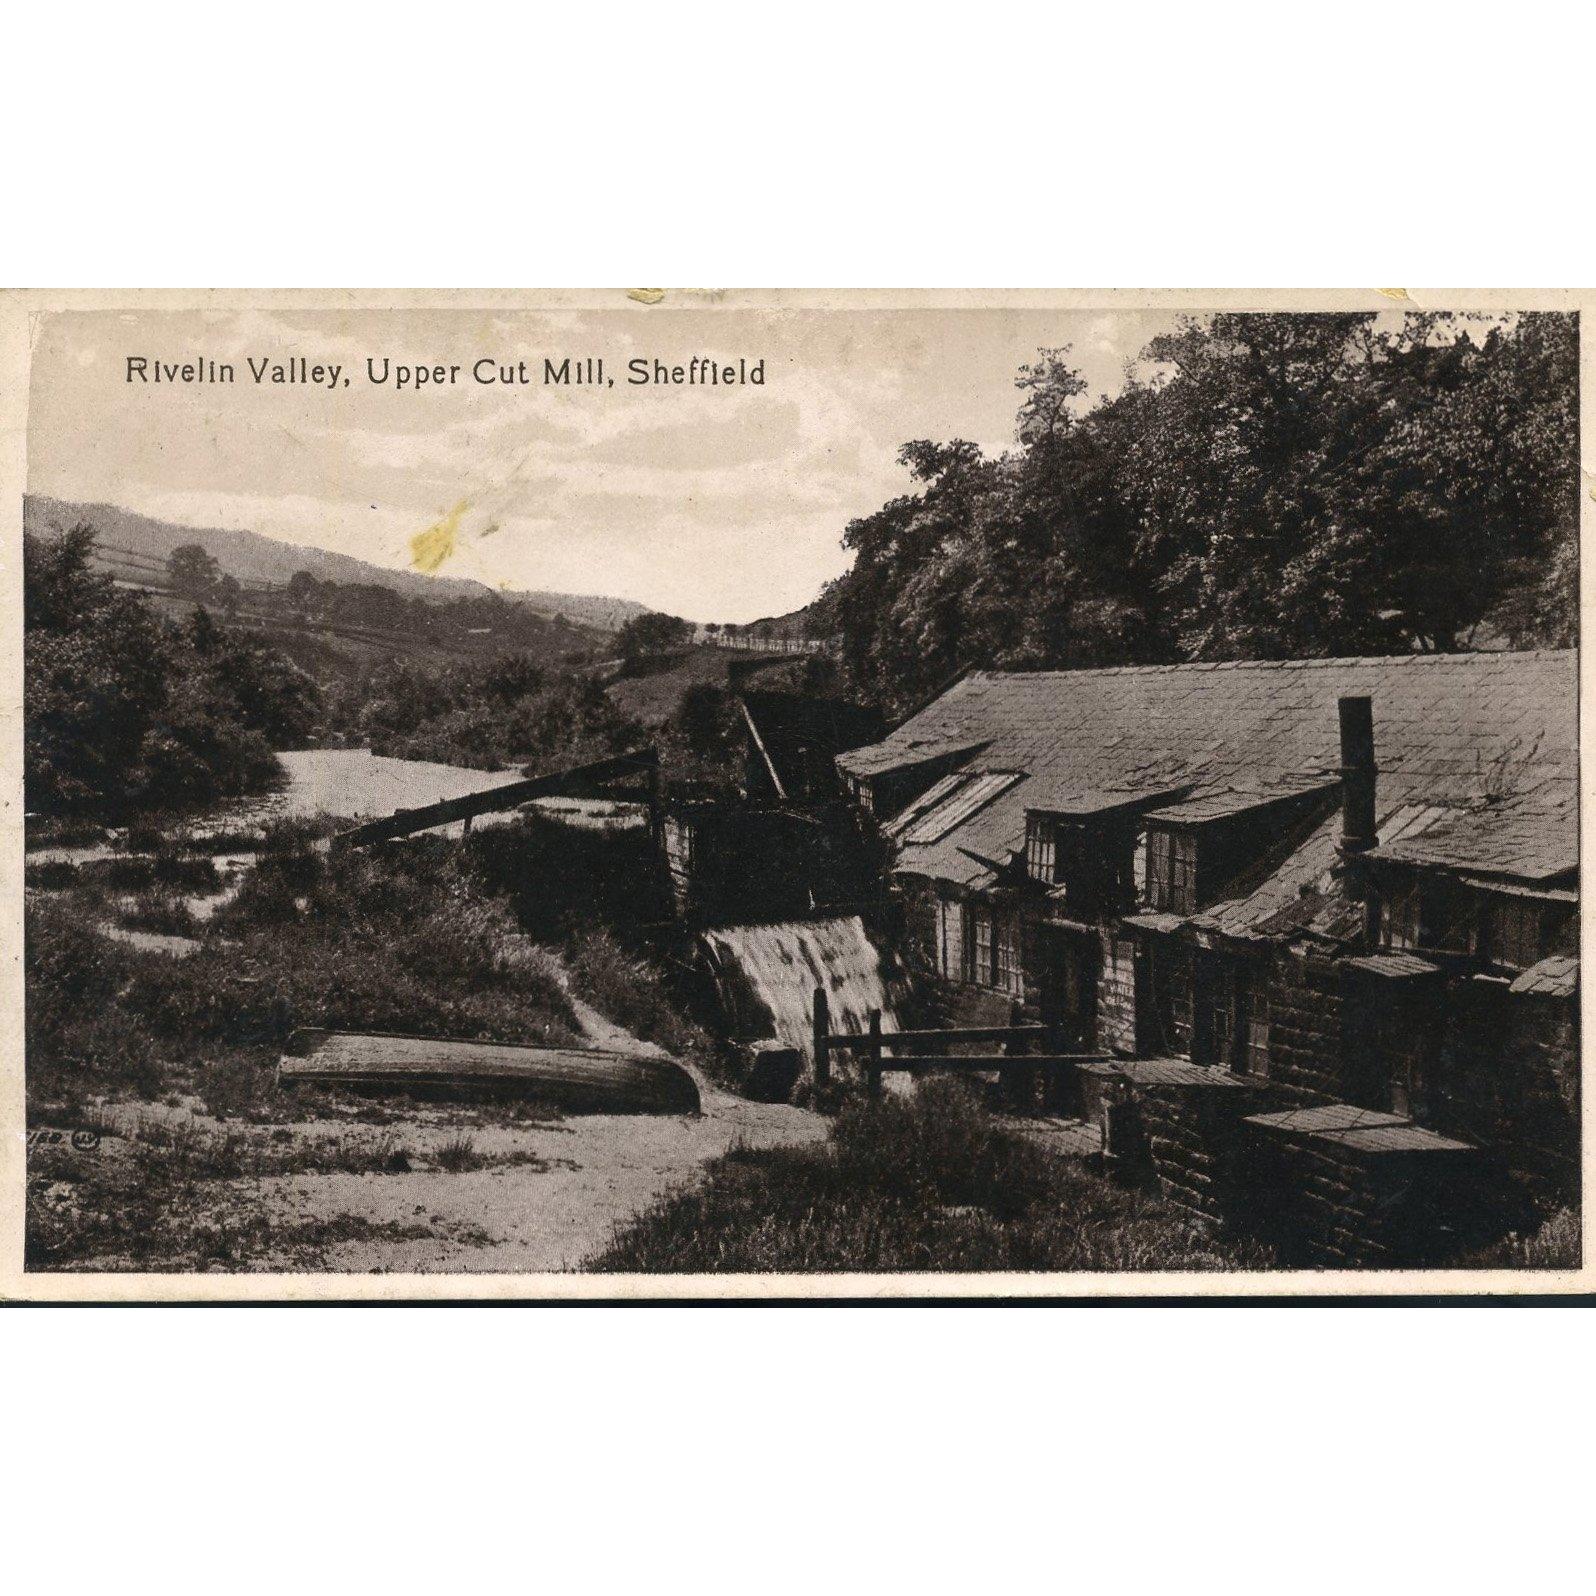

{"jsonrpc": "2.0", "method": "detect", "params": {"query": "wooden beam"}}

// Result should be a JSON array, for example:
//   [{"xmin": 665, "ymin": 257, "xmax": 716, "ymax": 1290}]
[
  {"xmin": 826, "ymin": 1024, "xmax": 1049, "ymax": 1050},
  {"xmin": 738, "ymin": 696, "xmax": 788, "ymax": 800},
  {"xmin": 331, "ymin": 748, "xmax": 658, "ymax": 849},
  {"xmin": 871, "ymin": 1054, "xmax": 1110, "ymax": 1071},
  {"xmin": 812, "ymin": 986, "xmax": 830, "ymax": 1090}
]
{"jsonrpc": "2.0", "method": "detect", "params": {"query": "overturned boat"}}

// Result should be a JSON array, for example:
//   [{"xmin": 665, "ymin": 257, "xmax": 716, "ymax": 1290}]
[{"xmin": 278, "ymin": 1028, "xmax": 701, "ymax": 1115}]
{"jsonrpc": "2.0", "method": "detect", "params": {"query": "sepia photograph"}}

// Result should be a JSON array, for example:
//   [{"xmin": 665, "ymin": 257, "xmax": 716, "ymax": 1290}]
[{"xmin": 3, "ymin": 291, "xmax": 1585, "ymax": 1296}]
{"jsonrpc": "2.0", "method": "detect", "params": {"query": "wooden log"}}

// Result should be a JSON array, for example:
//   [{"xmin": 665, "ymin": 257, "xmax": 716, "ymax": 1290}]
[{"xmin": 278, "ymin": 1028, "xmax": 700, "ymax": 1115}]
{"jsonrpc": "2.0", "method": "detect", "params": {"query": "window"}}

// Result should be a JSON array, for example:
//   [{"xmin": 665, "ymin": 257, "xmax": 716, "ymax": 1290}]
[
  {"xmin": 1026, "ymin": 816, "xmax": 1057, "ymax": 883},
  {"xmin": 1153, "ymin": 942, "xmax": 1194, "ymax": 1055},
  {"xmin": 970, "ymin": 907, "xmax": 993, "ymax": 983},
  {"xmin": 936, "ymin": 897, "xmax": 965, "ymax": 981},
  {"xmin": 994, "ymin": 918, "xmax": 1022, "ymax": 997},
  {"xmin": 965, "ymin": 904, "xmax": 1023, "ymax": 996},
  {"xmin": 1202, "ymin": 971, "xmax": 1234, "ymax": 1066},
  {"xmin": 1382, "ymin": 880, "xmax": 1420, "ymax": 950},
  {"xmin": 898, "ymin": 771, "xmax": 1022, "ymax": 846},
  {"xmin": 1146, "ymin": 827, "xmax": 1198, "ymax": 914},
  {"xmin": 1482, "ymin": 894, "xmax": 1543, "ymax": 970}
]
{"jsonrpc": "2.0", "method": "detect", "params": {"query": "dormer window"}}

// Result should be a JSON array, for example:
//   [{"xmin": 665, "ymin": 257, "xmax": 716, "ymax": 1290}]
[
  {"xmin": 1139, "ymin": 781, "xmax": 1342, "ymax": 916},
  {"xmin": 1146, "ymin": 826, "xmax": 1198, "ymax": 914}
]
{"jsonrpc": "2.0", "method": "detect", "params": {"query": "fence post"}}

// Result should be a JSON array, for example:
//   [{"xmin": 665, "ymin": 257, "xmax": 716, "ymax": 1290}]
[
  {"xmin": 1043, "ymin": 1013, "xmax": 1067, "ymax": 1115},
  {"xmin": 868, "ymin": 1008, "xmax": 883, "ymax": 1100},
  {"xmin": 812, "ymin": 986, "xmax": 830, "ymax": 1091}
]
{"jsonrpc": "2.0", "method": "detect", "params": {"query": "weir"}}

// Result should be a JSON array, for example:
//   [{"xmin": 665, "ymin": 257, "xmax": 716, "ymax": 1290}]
[{"xmin": 698, "ymin": 914, "xmax": 902, "ymax": 1058}]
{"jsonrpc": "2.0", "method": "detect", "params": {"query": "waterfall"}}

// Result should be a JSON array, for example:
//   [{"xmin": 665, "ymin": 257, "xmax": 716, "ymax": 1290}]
[{"xmin": 699, "ymin": 915, "xmax": 901, "ymax": 1057}]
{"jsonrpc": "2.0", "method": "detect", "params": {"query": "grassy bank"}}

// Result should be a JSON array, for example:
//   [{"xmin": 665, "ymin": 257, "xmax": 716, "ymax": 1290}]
[
  {"xmin": 27, "ymin": 828, "xmax": 585, "ymax": 1108},
  {"xmin": 594, "ymin": 1077, "xmax": 1273, "ymax": 1273}
]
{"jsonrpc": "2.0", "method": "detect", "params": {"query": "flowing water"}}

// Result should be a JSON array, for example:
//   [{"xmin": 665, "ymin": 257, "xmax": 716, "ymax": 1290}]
[{"xmin": 699, "ymin": 915, "xmax": 901, "ymax": 1057}]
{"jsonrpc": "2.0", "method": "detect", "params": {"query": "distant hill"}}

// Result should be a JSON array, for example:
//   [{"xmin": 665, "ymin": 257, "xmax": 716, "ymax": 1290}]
[{"xmin": 24, "ymin": 496, "xmax": 652, "ymax": 633}]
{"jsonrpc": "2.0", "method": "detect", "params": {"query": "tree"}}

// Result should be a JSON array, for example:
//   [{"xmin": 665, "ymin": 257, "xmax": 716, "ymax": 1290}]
[
  {"xmin": 167, "ymin": 543, "xmax": 223, "ymax": 601},
  {"xmin": 614, "ymin": 611, "xmax": 694, "ymax": 670},
  {"xmin": 822, "ymin": 311, "xmax": 1578, "ymax": 713},
  {"xmin": 25, "ymin": 525, "xmax": 316, "ymax": 814}
]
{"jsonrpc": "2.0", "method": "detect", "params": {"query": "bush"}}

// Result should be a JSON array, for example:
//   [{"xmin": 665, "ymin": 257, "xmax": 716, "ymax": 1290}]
[
  {"xmin": 1461, "ymin": 1206, "xmax": 1581, "ymax": 1269},
  {"xmin": 25, "ymin": 905, "xmax": 162, "ymax": 1094},
  {"xmin": 595, "ymin": 1076, "xmax": 1273, "ymax": 1273},
  {"xmin": 118, "ymin": 890, "xmax": 200, "ymax": 938},
  {"xmin": 25, "ymin": 525, "xmax": 317, "ymax": 818},
  {"xmin": 566, "ymin": 929, "xmax": 708, "ymax": 1060}
]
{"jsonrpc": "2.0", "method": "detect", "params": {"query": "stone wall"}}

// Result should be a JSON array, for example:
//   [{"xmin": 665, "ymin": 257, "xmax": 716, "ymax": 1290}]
[
  {"xmin": 1262, "ymin": 947, "xmax": 1346, "ymax": 1100},
  {"xmin": 1137, "ymin": 1080, "xmax": 1279, "ymax": 1233},
  {"xmin": 1096, "ymin": 929, "xmax": 1139, "ymax": 1056},
  {"xmin": 1435, "ymin": 983, "xmax": 1579, "ymax": 1200},
  {"xmin": 1237, "ymin": 1132, "xmax": 1483, "ymax": 1267}
]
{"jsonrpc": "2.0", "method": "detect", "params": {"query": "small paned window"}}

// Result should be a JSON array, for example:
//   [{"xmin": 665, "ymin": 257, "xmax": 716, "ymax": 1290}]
[
  {"xmin": 1026, "ymin": 816, "xmax": 1056, "ymax": 883},
  {"xmin": 1242, "ymin": 995, "xmax": 1270, "ymax": 1078},
  {"xmin": 1382, "ymin": 881, "xmax": 1420, "ymax": 950},
  {"xmin": 1154, "ymin": 943, "xmax": 1194, "ymax": 1055},
  {"xmin": 1147, "ymin": 828, "xmax": 1198, "ymax": 914},
  {"xmin": 970, "ymin": 906, "xmax": 994, "ymax": 985},
  {"xmin": 993, "ymin": 916, "xmax": 1023, "ymax": 998}
]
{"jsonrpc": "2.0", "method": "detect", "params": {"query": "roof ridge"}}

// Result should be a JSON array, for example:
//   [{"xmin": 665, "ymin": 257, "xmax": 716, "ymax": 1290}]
[{"xmin": 964, "ymin": 648, "xmax": 1572, "ymax": 684}]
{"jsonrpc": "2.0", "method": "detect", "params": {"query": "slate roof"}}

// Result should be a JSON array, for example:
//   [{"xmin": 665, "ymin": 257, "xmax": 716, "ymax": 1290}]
[
  {"xmin": 1343, "ymin": 951, "xmax": 1443, "ymax": 979},
  {"xmin": 1509, "ymin": 955, "xmax": 1578, "ymax": 999},
  {"xmin": 842, "ymin": 651, "xmax": 1576, "ymax": 900},
  {"xmin": 1244, "ymin": 1104, "xmax": 1475, "ymax": 1155},
  {"xmin": 1370, "ymin": 795, "xmax": 1577, "ymax": 884}
]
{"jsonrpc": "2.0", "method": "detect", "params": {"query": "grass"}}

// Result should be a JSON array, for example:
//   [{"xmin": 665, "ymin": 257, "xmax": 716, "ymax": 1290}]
[
  {"xmin": 565, "ymin": 927, "xmax": 727, "ymax": 1070},
  {"xmin": 435, "ymin": 1132, "xmax": 482, "ymax": 1172},
  {"xmin": 25, "ymin": 828, "xmax": 588, "ymax": 1171},
  {"xmin": 1459, "ymin": 1205, "xmax": 1581, "ymax": 1269},
  {"xmin": 25, "ymin": 1153, "xmax": 481, "ymax": 1272},
  {"xmin": 118, "ymin": 889, "xmax": 201, "ymax": 938},
  {"xmin": 593, "ymin": 1076, "xmax": 1274, "ymax": 1273}
]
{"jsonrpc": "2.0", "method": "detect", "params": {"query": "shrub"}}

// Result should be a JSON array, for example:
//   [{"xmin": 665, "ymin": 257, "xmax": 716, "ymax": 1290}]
[
  {"xmin": 25, "ymin": 905, "xmax": 162, "ymax": 1094},
  {"xmin": 435, "ymin": 1133, "xmax": 482, "ymax": 1173},
  {"xmin": 595, "ymin": 1077, "xmax": 1273, "ymax": 1274},
  {"xmin": 1462, "ymin": 1206, "xmax": 1581, "ymax": 1269},
  {"xmin": 566, "ymin": 929, "xmax": 708, "ymax": 1060},
  {"xmin": 119, "ymin": 890, "xmax": 200, "ymax": 938}
]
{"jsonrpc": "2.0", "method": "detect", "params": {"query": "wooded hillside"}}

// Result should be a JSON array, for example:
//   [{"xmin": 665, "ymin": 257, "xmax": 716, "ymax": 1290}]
[{"xmin": 813, "ymin": 311, "xmax": 1578, "ymax": 714}]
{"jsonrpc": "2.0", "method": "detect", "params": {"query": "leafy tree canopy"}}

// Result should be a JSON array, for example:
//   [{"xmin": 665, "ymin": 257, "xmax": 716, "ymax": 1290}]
[{"xmin": 821, "ymin": 312, "xmax": 1577, "ymax": 713}]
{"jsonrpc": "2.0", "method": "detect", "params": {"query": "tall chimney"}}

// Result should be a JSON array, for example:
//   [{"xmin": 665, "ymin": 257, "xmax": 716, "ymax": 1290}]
[{"xmin": 1338, "ymin": 695, "xmax": 1377, "ymax": 858}]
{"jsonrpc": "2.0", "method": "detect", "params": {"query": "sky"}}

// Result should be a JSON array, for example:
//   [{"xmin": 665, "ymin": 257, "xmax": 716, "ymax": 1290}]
[{"xmin": 28, "ymin": 305, "xmax": 1189, "ymax": 622}]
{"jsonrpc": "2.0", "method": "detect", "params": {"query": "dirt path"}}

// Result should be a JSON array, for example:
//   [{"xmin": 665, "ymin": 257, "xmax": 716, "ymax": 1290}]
[{"xmin": 249, "ymin": 973, "xmax": 825, "ymax": 1274}]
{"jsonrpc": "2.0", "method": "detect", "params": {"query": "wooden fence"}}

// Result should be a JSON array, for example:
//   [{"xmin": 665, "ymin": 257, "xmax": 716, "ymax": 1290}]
[{"xmin": 810, "ymin": 987, "xmax": 1110, "ymax": 1098}]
